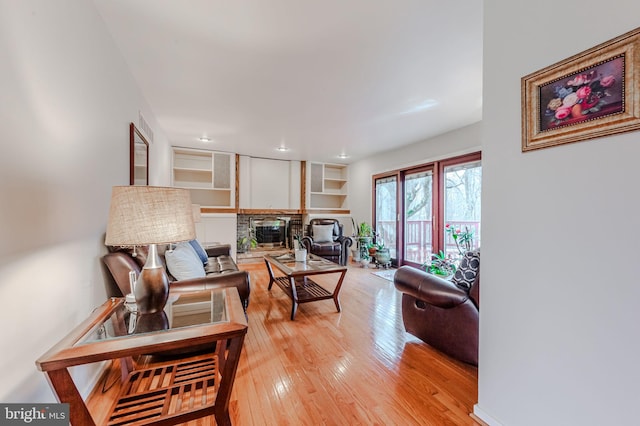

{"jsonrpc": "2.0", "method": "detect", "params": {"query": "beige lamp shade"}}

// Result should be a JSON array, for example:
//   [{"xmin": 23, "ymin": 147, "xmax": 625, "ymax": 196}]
[
  {"xmin": 105, "ymin": 186, "xmax": 196, "ymax": 246},
  {"xmin": 192, "ymin": 204, "xmax": 202, "ymax": 223}
]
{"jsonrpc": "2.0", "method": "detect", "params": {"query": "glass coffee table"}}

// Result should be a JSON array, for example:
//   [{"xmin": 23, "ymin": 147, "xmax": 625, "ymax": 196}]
[
  {"xmin": 36, "ymin": 287, "xmax": 247, "ymax": 426},
  {"xmin": 264, "ymin": 252, "xmax": 348, "ymax": 320}
]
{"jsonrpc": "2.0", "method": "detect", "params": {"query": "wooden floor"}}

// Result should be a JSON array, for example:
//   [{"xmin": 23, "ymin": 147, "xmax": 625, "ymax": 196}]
[{"xmin": 88, "ymin": 262, "xmax": 479, "ymax": 425}]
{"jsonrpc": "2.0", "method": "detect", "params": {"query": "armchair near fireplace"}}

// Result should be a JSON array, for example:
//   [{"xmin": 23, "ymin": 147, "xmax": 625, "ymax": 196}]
[{"xmin": 301, "ymin": 218, "xmax": 352, "ymax": 266}]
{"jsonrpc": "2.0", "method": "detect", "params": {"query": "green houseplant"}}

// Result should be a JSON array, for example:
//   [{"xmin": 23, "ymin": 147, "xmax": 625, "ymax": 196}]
[
  {"xmin": 446, "ymin": 224, "xmax": 473, "ymax": 257},
  {"xmin": 351, "ymin": 218, "xmax": 375, "ymax": 262},
  {"xmin": 358, "ymin": 222, "xmax": 374, "ymax": 238},
  {"xmin": 237, "ymin": 228, "xmax": 258, "ymax": 252},
  {"xmin": 375, "ymin": 240, "xmax": 391, "ymax": 265},
  {"xmin": 357, "ymin": 222, "xmax": 374, "ymax": 261},
  {"xmin": 423, "ymin": 250, "xmax": 456, "ymax": 278},
  {"xmin": 359, "ymin": 251, "xmax": 371, "ymax": 268}
]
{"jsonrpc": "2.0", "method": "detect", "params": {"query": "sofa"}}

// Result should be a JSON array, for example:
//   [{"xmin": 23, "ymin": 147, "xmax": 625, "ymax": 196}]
[
  {"xmin": 393, "ymin": 251, "xmax": 480, "ymax": 365},
  {"xmin": 102, "ymin": 243, "xmax": 250, "ymax": 311}
]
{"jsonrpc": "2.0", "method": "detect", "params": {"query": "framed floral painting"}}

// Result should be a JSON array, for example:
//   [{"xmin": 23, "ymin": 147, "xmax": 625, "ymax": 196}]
[{"xmin": 522, "ymin": 27, "xmax": 640, "ymax": 152}]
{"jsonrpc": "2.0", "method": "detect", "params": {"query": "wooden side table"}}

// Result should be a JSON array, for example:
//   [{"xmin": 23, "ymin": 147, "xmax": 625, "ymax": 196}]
[{"xmin": 36, "ymin": 287, "xmax": 247, "ymax": 426}]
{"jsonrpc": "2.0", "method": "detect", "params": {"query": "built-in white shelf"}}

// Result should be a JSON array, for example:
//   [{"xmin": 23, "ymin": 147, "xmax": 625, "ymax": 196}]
[
  {"xmin": 306, "ymin": 162, "xmax": 349, "ymax": 211},
  {"xmin": 171, "ymin": 147, "xmax": 235, "ymax": 209}
]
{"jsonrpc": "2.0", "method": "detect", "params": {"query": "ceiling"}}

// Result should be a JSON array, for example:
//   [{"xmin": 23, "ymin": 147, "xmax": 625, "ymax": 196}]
[{"xmin": 94, "ymin": 0, "xmax": 483, "ymax": 163}]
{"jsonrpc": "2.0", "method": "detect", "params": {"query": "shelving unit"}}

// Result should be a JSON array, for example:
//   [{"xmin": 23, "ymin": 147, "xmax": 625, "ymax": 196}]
[
  {"xmin": 133, "ymin": 144, "xmax": 148, "ymax": 185},
  {"xmin": 307, "ymin": 162, "xmax": 349, "ymax": 211},
  {"xmin": 172, "ymin": 147, "xmax": 235, "ymax": 208}
]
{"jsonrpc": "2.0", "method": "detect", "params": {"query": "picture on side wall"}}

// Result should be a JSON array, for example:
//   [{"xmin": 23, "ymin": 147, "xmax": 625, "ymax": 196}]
[{"xmin": 521, "ymin": 27, "xmax": 640, "ymax": 152}]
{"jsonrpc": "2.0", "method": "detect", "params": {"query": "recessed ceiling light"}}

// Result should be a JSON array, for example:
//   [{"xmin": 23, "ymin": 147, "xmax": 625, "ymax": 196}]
[
  {"xmin": 337, "ymin": 153, "xmax": 349, "ymax": 159},
  {"xmin": 198, "ymin": 136, "xmax": 211, "ymax": 142},
  {"xmin": 276, "ymin": 146, "xmax": 289, "ymax": 152}
]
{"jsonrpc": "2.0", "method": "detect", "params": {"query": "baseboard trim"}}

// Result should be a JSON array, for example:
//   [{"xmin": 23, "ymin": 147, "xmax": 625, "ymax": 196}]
[
  {"xmin": 470, "ymin": 412, "xmax": 489, "ymax": 426},
  {"xmin": 473, "ymin": 404, "xmax": 503, "ymax": 426},
  {"xmin": 80, "ymin": 360, "xmax": 111, "ymax": 400}
]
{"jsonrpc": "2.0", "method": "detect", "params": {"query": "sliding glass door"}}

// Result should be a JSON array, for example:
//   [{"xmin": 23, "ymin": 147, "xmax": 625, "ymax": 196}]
[
  {"xmin": 403, "ymin": 169, "xmax": 433, "ymax": 265},
  {"xmin": 372, "ymin": 152, "xmax": 481, "ymax": 267},
  {"xmin": 442, "ymin": 159, "xmax": 482, "ymax": 258},
  {"xmin": 375, "ymin": 176, "xmax": 398, "ymax": 261}
]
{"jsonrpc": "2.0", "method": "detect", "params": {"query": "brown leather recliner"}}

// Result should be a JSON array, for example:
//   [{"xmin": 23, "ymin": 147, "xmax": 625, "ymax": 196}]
[
  {"xmin": 301, "ymin": 218, "xmax": 353, "ymax": 266},
  {"xmin": 393, "ymin": 255, "xmax": 479, "ymax": 365},
  {"xmin": 102, "ymin": 244, "xmax": 250, "ymax": 311}
]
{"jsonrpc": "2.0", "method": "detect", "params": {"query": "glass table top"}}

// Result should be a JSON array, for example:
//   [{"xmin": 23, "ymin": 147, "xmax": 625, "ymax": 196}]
[
  {"xmin": 78, "ymin": 290, "xmax": 228, "ymax": 345},
  {"xmin": 265, "ymin": 252, "xmax": 346, "ymax": 274}
]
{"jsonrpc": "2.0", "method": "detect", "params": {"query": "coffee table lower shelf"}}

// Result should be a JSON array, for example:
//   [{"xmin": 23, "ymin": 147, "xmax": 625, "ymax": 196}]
[
  {"xmin": 271, "ymin": 276, "xmax": 340, "ymax": 320},
  {"xmin": 273, "ymin": 276, "xmax": 332, "ymax": 300}
]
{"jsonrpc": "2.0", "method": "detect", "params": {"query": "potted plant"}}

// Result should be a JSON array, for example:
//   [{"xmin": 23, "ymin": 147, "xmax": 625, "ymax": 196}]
[
  {"xmin": 358, "ymin": 221, "xmax": 374, "ymax": 238},
  {"xmin": 422, "ymin": 250, "xmax": 456, "ymax": 278},
  {"xmin": 293, "ymin": 234, "xmax": 307, "ymax": 262},
  {"xmin": 351, "ymin": 245, "xmax": 361, "ymax": 262},
  {"xmin": 237, "ymin": 228, "xmax": 258, "ymax": 253},
  {"xmin": 352, "ymin": 218, "xmax": 375, "ymax": 261},
  {"xmin": 446, "ymin": 224, "xmax": 474, "ymax": 257},
  {"xmin": 360, "ymin": 252, "xmax": 371, "ymax": 268},
  {"xmin": 375, "ymin": 241, "xmax": 391, "ymax": 265}
]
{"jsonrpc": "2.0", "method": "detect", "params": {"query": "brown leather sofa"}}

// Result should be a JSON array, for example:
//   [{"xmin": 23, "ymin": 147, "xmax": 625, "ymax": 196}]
[
  {"xmin": 102, "ymin": 243, "xmax": 250, "ymax": 311},
  {"xmin": 301, "ymin": 218, "xmax": 353, "ymax": 266},
  {"xmin": 393, "ymin": 259, "xmax": 479, "ymax": 365}
]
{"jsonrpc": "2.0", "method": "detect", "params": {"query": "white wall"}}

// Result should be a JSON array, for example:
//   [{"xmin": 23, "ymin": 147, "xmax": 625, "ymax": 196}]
[
  {"xmin": 349, "ymin": 122, "xmax": 482, "ymax": 226},
  {"xmin": 250, "ymin": 158, "xmax": 290, "ymax": 209},
  {"xmin": 195, "ymin": 213, "xmax": 238, "ymax": 259},
  {"xmin": 0, "ymin": 0, "xmax": 169, "ymax": 402},
  {"xmin": 238, "ymin": 156, "xmax": 301, "ymax": 210},
  {"xmin": 479, "ymin": 2, "xmax": 640, "ymax": 425}
]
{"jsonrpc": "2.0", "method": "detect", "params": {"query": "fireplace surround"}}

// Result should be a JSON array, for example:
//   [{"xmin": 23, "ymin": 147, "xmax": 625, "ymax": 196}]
[
  {"xmin": 237, "ymin": 214, "xmax": 303, "ymax": 253},
  {"xmin": 251, "ymin": 218, "xmax": 287, "ymax": 248}
]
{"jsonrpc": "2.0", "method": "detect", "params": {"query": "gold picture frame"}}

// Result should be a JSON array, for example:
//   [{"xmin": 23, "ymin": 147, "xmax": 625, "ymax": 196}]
[{"xmin": 522, "ymin": 27, "xmax": 640, "ymax": 152}]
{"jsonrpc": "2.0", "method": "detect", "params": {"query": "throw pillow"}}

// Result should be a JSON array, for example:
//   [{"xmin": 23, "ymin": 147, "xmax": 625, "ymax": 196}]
[
  {"xmin": 189, "ymin": 239, "xmax": 208, "ymax": 265},
  {"xmin": 312, "ymin": 224, "xmax": 334, "ymax": 243},
  {"xmin": 165, "ymin": 242, "xmax": 206, "ymax": 280},
  {"xmin": 451, "ymin": 250, "xmax": 480, "ymax": 290}
]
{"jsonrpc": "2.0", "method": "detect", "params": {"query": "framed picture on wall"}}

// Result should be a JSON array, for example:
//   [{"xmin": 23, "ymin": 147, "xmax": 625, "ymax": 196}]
[{"xmin": 521, "ymin": 27, "xmax": 640, "ymax": 152}]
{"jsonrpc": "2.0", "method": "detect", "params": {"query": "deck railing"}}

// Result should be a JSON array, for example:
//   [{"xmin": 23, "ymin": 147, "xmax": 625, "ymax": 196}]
[{"xmin": 376, "ymin": 220, "xmax": 480, "ymax": 264}]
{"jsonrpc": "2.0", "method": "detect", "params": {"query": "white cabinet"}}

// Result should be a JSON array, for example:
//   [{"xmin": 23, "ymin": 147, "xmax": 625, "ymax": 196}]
[
  {"xmin": 307, "ymin": 162, "xmax": 349, "ymax": 211},
  {"xmin": 172, "ymin": 147, "xmax": 235, "ymax": 208}
]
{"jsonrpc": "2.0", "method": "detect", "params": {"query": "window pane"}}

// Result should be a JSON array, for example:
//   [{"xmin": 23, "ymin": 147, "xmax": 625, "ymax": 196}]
[
  {"xmin": 404, "ymin": 171, "xmax": 432, "ymax": 264},
  {"xmin": 444, "ymin": 161, "xmax": 481, "ymax": 258},
  {"xmin": 375, "ymin": 176, "xmax": 397, "ymax": 259}
]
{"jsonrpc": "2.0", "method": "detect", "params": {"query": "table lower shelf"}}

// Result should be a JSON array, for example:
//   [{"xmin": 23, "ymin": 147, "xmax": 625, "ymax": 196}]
[
  {"xmin": 273, "ymin": 276, "xmax": 333, "ymax": 303},
  {"xmin": 107, "ymin": 356, "xmax": 219, "ymax": 426}
]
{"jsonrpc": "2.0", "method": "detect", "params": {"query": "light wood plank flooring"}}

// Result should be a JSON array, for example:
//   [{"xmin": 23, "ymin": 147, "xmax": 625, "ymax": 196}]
[{"xmin": 88, "ymin": 263, "xmax": 479, "ymax": 425}]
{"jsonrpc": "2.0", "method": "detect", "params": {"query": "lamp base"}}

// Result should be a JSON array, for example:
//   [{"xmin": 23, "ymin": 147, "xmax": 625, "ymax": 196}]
[
  {"xmin": 134, "ymin": 244, "xmax": 169, "ymax": 314},
  {"xmin": 134, "ymin": 311, "xmax": 169, "ymax": 333}
]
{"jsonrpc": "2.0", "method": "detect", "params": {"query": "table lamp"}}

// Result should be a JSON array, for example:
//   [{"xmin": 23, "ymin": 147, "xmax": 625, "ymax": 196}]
[
  {"xmin": 192, "ymin": 204, "xmax": 202, "ymax": 223},
  {"xmin": 105, "ymin": 186, "xmax": 195, "ymax": 314}
]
